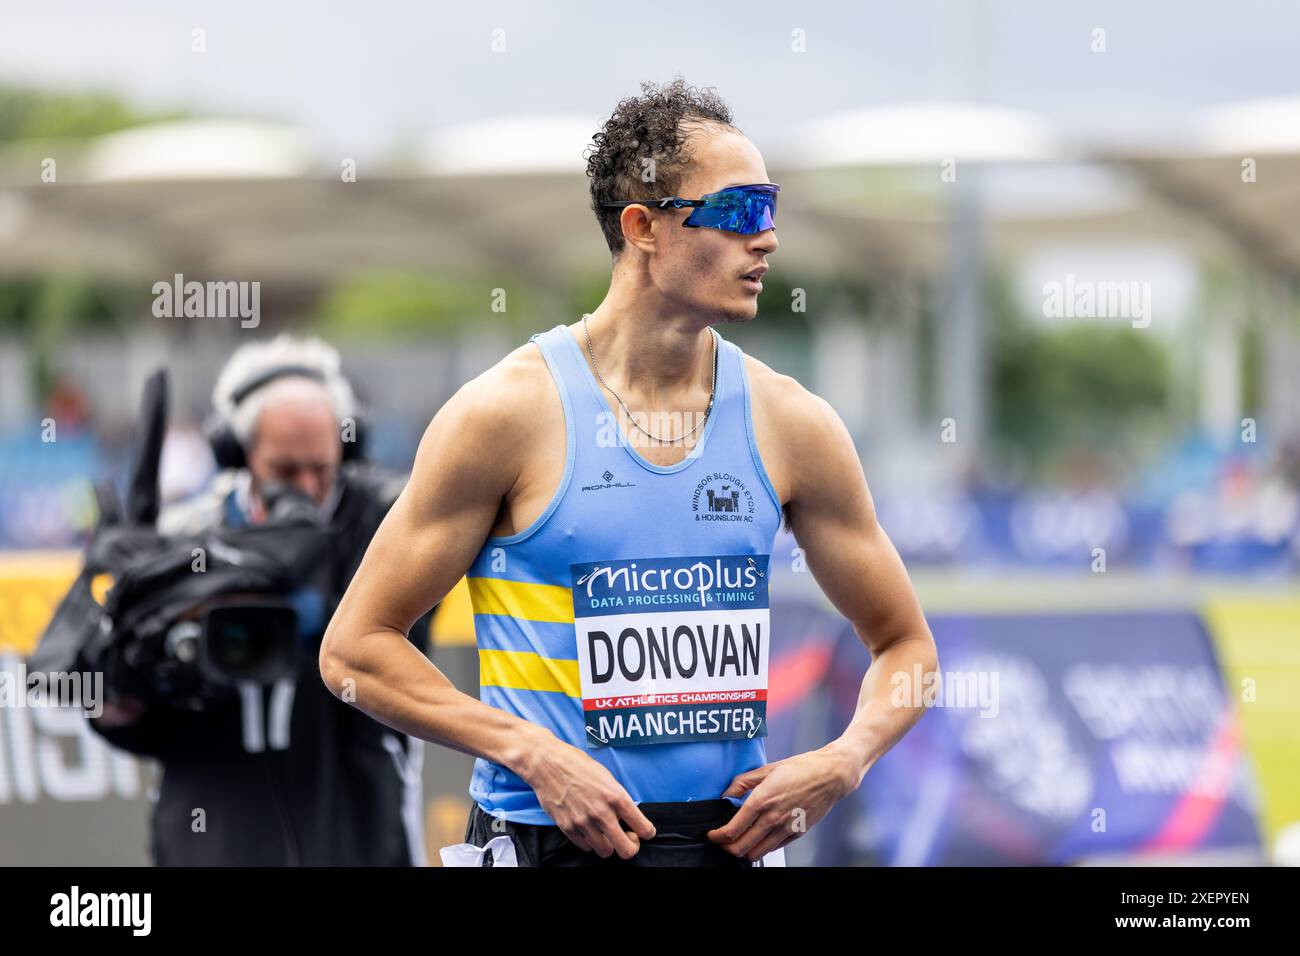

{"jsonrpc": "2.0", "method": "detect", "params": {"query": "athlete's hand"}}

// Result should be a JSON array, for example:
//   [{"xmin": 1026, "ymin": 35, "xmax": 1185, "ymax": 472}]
[
  {"xmin": 707, "ymin": 746, "xmax": 860, "ymax": 861},
  {"xmin": 522, "ymin": 740, "xmax": 657, "ymax": 859}
]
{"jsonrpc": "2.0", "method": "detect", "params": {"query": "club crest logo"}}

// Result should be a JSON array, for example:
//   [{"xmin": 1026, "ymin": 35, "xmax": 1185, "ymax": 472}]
[{"xmin": 691, "ymin": 472, "xmax": 756, "ymax": 523}]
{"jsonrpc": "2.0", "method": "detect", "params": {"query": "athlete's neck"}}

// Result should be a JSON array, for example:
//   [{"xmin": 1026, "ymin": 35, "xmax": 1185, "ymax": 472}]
[{"xmin": 579, "ymin": 296, "xmax": 716, "ymax": 406}]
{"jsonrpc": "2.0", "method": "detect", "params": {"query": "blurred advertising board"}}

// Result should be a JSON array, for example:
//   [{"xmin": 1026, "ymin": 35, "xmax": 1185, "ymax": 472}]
[{"xmin": 817, "ymin": 610, "xmax": 1266, "ymax": 865}]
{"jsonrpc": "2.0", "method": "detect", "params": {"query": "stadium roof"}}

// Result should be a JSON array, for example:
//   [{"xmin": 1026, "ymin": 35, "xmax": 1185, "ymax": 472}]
[
  {"xmin": 0, "ymin": 100, "xmax": 1297, "ymax": 285},
  {"xmin": 83, "ymin": 120, "xmax": 315, "ymax": 182}
]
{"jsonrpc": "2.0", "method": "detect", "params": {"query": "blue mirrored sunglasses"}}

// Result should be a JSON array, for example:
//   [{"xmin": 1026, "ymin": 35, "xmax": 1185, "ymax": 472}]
[{"xmin": 600, "ymin": 183, "xmax": 779, "ymax": 235}]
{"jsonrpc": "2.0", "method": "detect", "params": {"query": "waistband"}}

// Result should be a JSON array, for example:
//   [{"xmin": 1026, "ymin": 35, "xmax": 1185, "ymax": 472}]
[{"xmin": 635, "ymin": 799, "xmax": 739, "ymax": 834}]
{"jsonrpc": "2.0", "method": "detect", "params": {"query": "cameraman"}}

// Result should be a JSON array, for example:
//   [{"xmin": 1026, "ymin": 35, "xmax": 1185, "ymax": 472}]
[{"xmin": 89, "ymin": 334, "xmax": 431, "ymax": 866}]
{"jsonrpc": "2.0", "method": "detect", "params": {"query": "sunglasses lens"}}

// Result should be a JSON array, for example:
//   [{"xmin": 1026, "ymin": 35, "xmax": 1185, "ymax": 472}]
[{"xmin": 685, "ymin": 186, "xmax": 778, "ymax": 234}]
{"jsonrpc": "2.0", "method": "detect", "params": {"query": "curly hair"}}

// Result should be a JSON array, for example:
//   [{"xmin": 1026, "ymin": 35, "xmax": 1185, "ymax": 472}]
[{"xmin": 584, "ymin": 76, "xmax": 738, "ymax": 257}]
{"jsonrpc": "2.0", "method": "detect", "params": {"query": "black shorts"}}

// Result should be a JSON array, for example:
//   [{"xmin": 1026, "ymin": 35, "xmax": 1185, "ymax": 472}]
[{"xmin": 463, "ymin": 799, "xmax": 767, "ymax": 867}]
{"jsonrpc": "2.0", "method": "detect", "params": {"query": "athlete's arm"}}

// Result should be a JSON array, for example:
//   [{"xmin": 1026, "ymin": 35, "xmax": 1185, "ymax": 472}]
[
  {"xmin": 709, "ymin": 369, "xmax": 939, "ymax": 861},
  {"xmin": 320, "ymin": 354, "xmax": 655, "ymax": 859}
]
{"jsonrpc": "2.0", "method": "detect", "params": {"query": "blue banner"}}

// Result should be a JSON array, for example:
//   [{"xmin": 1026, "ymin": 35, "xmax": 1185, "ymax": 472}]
[{"xmin": 819, "ymin": 611, "xmax": 1263, "ymax": 865}]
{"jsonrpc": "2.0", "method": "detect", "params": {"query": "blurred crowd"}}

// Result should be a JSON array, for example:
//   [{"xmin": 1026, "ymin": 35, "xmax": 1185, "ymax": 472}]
[{"xmin": 4, "ymin": 371, "xmax": 1297, "ymax": 576}]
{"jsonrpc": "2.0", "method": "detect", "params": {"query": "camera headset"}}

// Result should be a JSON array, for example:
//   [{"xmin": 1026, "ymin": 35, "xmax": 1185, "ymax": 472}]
[{"xmin": 205, "ymin": 363, "xmax": 368, "ymax": 470}]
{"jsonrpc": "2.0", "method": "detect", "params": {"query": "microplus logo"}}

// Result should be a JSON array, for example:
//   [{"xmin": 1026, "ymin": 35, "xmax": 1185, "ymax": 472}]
[
  {"xmin": 575, "ymin": 555, "xmax": 764, "ymax": 608},
  {"xmin": 152, "ymin": 272, "xmax": 260, "ymax": 328},
  {"xmin": 50, "ymin": 886, "xmax": 151, "ymax": 936}
]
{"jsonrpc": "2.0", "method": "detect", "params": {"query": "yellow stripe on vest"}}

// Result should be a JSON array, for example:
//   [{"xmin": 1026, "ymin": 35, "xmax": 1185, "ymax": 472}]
[
  {"xmin": 479, "ymin": 649, "xmax": 581, "ymax": 697},
  {"xmin": 467, "ymin": 576, "xmax": 574, "ymax": 624}
]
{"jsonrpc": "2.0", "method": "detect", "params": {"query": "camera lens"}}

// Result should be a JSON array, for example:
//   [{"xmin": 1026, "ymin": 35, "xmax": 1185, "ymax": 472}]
[
  {"xmin": 220, "ymin": 623, "xmax": 254, "ymax": 666},
  {"xmin": 202, "ymin": 604, "xmax": 298, "ymax": 684}
]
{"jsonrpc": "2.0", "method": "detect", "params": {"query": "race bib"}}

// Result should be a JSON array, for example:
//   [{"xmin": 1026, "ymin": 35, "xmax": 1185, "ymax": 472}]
[{"xmin": 570, "ymin": 554, "xmax": 770, "ymax": 748}]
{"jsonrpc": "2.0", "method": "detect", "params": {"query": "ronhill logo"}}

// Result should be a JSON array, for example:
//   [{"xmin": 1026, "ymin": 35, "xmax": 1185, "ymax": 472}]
[{"xmin": 580, "ymin": 468, "xmax": 636, "ymax": 492}]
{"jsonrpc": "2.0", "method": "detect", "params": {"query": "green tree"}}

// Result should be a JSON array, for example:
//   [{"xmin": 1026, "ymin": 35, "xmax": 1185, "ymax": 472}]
[
  {"xmin": 0, "ymin": 85, "xmax": 180, "ymax": 142},
  {"xmin": 314, "ymin": 271, "xmax": 535, "ymax": 339},
  {"xmin": 988, "ymin": 272, "xmax": 1171, "ymax": 478}
]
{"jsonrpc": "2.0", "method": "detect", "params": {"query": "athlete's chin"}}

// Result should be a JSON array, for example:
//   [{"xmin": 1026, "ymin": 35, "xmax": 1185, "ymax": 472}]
[{"xmin": 712, "ymin": 298, "xmax": 759, "ymax": 324}]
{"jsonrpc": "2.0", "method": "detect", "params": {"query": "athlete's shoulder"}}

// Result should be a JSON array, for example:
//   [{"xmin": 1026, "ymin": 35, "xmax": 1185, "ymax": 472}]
[
  {"xmin": 484, "ymin": 332, "xmax": 555, "ymax": 387},
  {"xmin": 410, "ymin": 331, "xmax": 561, "ymax": 486},
  {"xmin": 442, "ymin": 332, "xmax": 559, "ymax": 427},
  {"xmin": 740, "ymin": 350, "xmax": 838, "ymax": 435},
  {"xmin": 739, "ymin": 348, "xmax": 855, "ymax": 503}
]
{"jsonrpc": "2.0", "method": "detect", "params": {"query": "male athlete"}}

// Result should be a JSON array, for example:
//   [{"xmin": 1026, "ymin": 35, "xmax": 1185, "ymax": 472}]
[{"xmin": 321, "ymin": 78, "xmax": 938, "ymax": 867}]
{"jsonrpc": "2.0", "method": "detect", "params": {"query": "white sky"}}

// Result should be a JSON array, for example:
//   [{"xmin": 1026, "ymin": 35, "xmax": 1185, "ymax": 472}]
[{"xmin": 1, "ymin": 0, "xmax": 1297, "ymax": 160}]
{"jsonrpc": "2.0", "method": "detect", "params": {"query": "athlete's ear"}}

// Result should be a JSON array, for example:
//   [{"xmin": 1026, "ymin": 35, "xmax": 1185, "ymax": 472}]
[{"xmin": 618, "ymin": 205, "xmax": 658, "ymax": 256}]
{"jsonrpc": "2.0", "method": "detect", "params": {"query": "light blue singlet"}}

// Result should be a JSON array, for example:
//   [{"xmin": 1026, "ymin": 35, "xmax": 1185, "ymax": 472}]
[{"xmin": 465, "ymin": 322, "xmax": 784, "ymax": 824}]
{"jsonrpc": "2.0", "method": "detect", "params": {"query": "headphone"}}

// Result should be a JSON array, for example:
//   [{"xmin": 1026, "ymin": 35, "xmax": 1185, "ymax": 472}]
[{"xmin": 204, "ymin": 363, "xmax": 368, "ymax": 470}]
